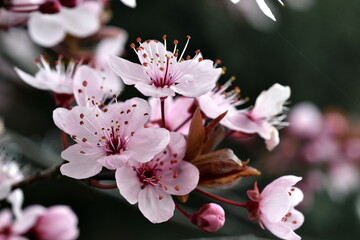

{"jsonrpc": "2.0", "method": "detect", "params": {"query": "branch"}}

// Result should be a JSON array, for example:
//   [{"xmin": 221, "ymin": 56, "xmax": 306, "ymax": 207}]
[{"xmin": 11, "ymin": 164, "xmax": 62, "ymax": 190}]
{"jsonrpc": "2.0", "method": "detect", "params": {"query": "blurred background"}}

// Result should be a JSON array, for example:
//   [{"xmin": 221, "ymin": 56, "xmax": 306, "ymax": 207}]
[{"xmin": 1, "ymin": 0, "xmax": 360, "ymax": 239}]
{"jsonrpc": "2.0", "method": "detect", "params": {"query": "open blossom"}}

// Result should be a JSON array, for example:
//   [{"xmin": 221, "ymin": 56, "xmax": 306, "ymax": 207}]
[
  {"xmin": 0, "ymin": 151, "xmax": 24, "ymax": 200},
  {"xmin": 14, "ymin": 54, "xmax": 79, "ymax": 94},
  {"xmin": 226, "ymin": 83, "xmax": 290, "ymax": 150},
  {"xmin": 231, "ymin": 0, "xmax": 285, "ymax": 21},
  {"xmin": 53, "ymin": 97, "xmax": 170, "ymax": 179},
  {"xmin": 116, "ymin": 132, "xmax": 199, "ymax": 223},
  {"xmin": 190, "ymin": 203, "xmax": 225, "ymax": 233},
  {"xmin": 108, "ymin": 36, "xmax": 222, "ymax": 98},
  {"xmin": 148, "ymin": 96, "xmax": 195, "ymax": 134},
  {"xmin": 247, "ymin": 176, "xmax": 304, "ymax": 240},
  {"xmin": 0, "ymin": 190, "xmax": 78, "ymax": 240},
  {"xmin": 28, "ymin": 0, "xmax": 102, "ymax": 47}
]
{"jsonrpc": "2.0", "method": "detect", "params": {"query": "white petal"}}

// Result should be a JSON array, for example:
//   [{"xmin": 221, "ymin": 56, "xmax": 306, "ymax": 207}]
[
  {"xmin": 138, "ymin": 186, "xmax": 174, "ymax": 223},
  {"xmin": 95, "ymin": 27, "xmax": 128, "ymax": 66},
  {"xmin": 282, "ymin": 208, "xmax": 304, "ymax": 231},
  {"xmin": 252, "ymin": 83, "xmax": 291, "ymax": 119},
  {"xmin": 115, "ymin": 166, "xmax": 141, "ymax": 204},
  {"xmin": 108, "ymin": 55, "xmax": 150, "ymax": 85},
  {"xmin": 260, "ymin": 187, "xmax": 291, "ymax": 223},
  {"xmin": 265, "ymin": 127, "xmax": 280, "ymax": 151},
  {"xmin": 287, "ymin": 187, "xmax": 304, "ymax": 207},
  {"xmin": 14, "ymin": 67, "xmax": 50, "ymax": 90},
  {"xmin": 121, "ymin": 0, "xmax": 137, "ymax": 8},
  {"xmin": 73, "ymin": 65, "xmax": 104, "ymax": 107},
  {"xmin": 60, "ymin": 144, "xmax": 105, "ymax": 179},
  {"xmin": 7, "ymin": 189, "xmax": 24, "ymax": 219},
  {"xmin": 61, "ymin": 6, "xmax": 100, "ymax": 38},
  {"xmin": 256, "ymin": 0, "xmax": 277, "ymax": 21},
  {"xmin": 28, "ymin": 12, "xmax": 66, "ymax": 47}
]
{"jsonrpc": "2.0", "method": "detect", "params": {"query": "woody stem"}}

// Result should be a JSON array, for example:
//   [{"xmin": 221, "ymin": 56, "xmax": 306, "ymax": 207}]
[{"xmin": 195, "ymin": 187, "xmax": 247, "ymax": 208}]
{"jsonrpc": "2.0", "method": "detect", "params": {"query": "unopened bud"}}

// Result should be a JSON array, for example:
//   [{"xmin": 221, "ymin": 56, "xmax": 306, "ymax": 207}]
[
  {"xmin": 39, "ymin": 0, "xmax": 61, "ymax": 14},
  {"xmin": 60, "ymin": 0, "xmax": 79, "ymax": 8},
  {"xmin": 190, "ymin": 203, "xmax": 225, "ymax": 233}
]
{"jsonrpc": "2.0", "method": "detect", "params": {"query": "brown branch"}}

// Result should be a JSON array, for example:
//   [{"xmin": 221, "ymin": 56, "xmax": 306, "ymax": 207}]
[{"xmin": 11, "ymin": 164, "xmax": 62, "ymax": 190}]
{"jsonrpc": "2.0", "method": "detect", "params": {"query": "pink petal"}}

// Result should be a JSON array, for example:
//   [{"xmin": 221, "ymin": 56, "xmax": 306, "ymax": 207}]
[
  {"xmin": 13, "ymin": 205, "xmax": 45, "ymax": 234},
  {"xmin": 287, "ymin": 187, "xmax": 304, "ymax": 207},
  {"xmin": 73, "ymin": 66, "xmax": 105, "ymax": 107},
  {"xmin": 34, "ymin": 206, "xmax": 79, "ymax": 240},
  {"xmin": 60, "ymin": 144, "xmax": 105, "ymax": 179},
  {"xmin": 28, "ymin": 12, "xmax": 66, "ymax": 47},
  {"xmin": 260, "ymin": 187, "xmax": 291, "ymax": 223},
  {"xmin": 115, "ymin": 166, "xmax": 141, "ymax": 204},
  {"xmin": 138, "ymin": 186, "xmax": 174, "ymax": 223},
  {"xmin": 161, "ymin": 160, "xmax": 199, "ymax": 195},
  {"xmin": 282, "ymin": 208, "xmax": 304, "ymax": 231},
  {"xmin": 173, "ymin": 60, "xmax": 221, "ymax": 97},
  {"xmin": 197, "ymin": 93, "xmax": 228, "ymax": 119},
  {"xmin": 135, "ymin": 82, "xmax": 175, "ymax": 98},
  {"xmin": 107, "ymin": 55, "xmax": 150, "ymax": 85},
  {"xmin": 53, "ymin": 108, "xmax": 70, "ymax": 133},
  {"xmin": 55, "ymin": 106, "xmax": 104, "ymax": 145},
  {"xmin": 225, "ymin": 110, "xmax": 260, "ymax": 133},
  {"xmin": 108, "ymin": 97, "xmax": 151, "ymax": 137},
  {"xmin": 261, "ymin": 217, "xmax": 301, "ymax": 240},
  {"xmin": 126, "ymin": 127, "xmax": 170, "ymax": 163},
  {"xmin": 0, "ymin": 210, "xmax": 12, "ymax": 228},
  {"xmin": 263, "ymin": 176, "xmax": 303, "ymax": 194},
  {"xmin": 100, "ymin": 154, "xmax": 130, "ymax": 170}
]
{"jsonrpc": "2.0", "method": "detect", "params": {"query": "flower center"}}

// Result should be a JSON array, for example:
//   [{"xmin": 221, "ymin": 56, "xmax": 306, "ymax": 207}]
[
  {"xmin": 130, "ymin": 35, "xmax": 203, "ymax": 89},
  {"xmin": 104, "ymin": 129, "xmax": 126, "ymax": 155},
  {"xmin": 137, "ymin": 163, "xmax": 161, "ymax": 188}
]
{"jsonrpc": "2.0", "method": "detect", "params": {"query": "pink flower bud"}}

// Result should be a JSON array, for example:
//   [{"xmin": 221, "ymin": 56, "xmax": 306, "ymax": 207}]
[
  {"xmin": 60, "ymin": 0, "xmax": 79, "ymax": 8},
  {"xmin": 190, "ymin": 203, "xmax": 225, "ymax": 233},
  {"xmin": 38, "ymin": 1, "xmax": 62, "ymax": 14},
  {"xmin": 33, "ymin": 206, "xmax": 79, "ymax": 240}
]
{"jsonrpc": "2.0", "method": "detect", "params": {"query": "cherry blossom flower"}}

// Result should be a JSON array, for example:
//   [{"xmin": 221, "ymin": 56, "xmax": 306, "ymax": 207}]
[
  {"xmin": 28, "ymin": 0, "xmax": 101, "ymax": 47},
  {"xmin": 246, "ymin": 176, "xmax": 304, "ymax": 240},
  {"xmin": 108, "ymin": 36, "xmax": 222, "ymax": 98},
  {"xmin": 115, "ymin": 132, "xmax": 199, "ymax": 223},
  {"xmin": 53, "ymin": 97, "xmax": 170, "ymax": 179},
  {"xmin": 0, "ymin": 151, "xmax": 24, "ymax": 200},
  {"xmin": 226, "ymin": 83, "xmax": 290, "ymax": 150},
  {"xmin": 190, "ymin": 203, "xmax": 225, "ymax": 233},
  {"xmin": 231, "ymin": 0, "xmax": 285, "ymax": 21},
  {"xmin": 14, "ymin": 54, "xmax": 79, "ymax": 94},
  {"xmin": 148, "ymin": 96, "xmax": 195, "ymax": 134}
]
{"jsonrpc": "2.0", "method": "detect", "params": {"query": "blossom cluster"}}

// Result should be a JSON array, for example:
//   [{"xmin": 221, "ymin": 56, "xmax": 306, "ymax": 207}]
[{"xmin": 0, "ymin": 0, "xmax": 306, "ymax": 239}]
